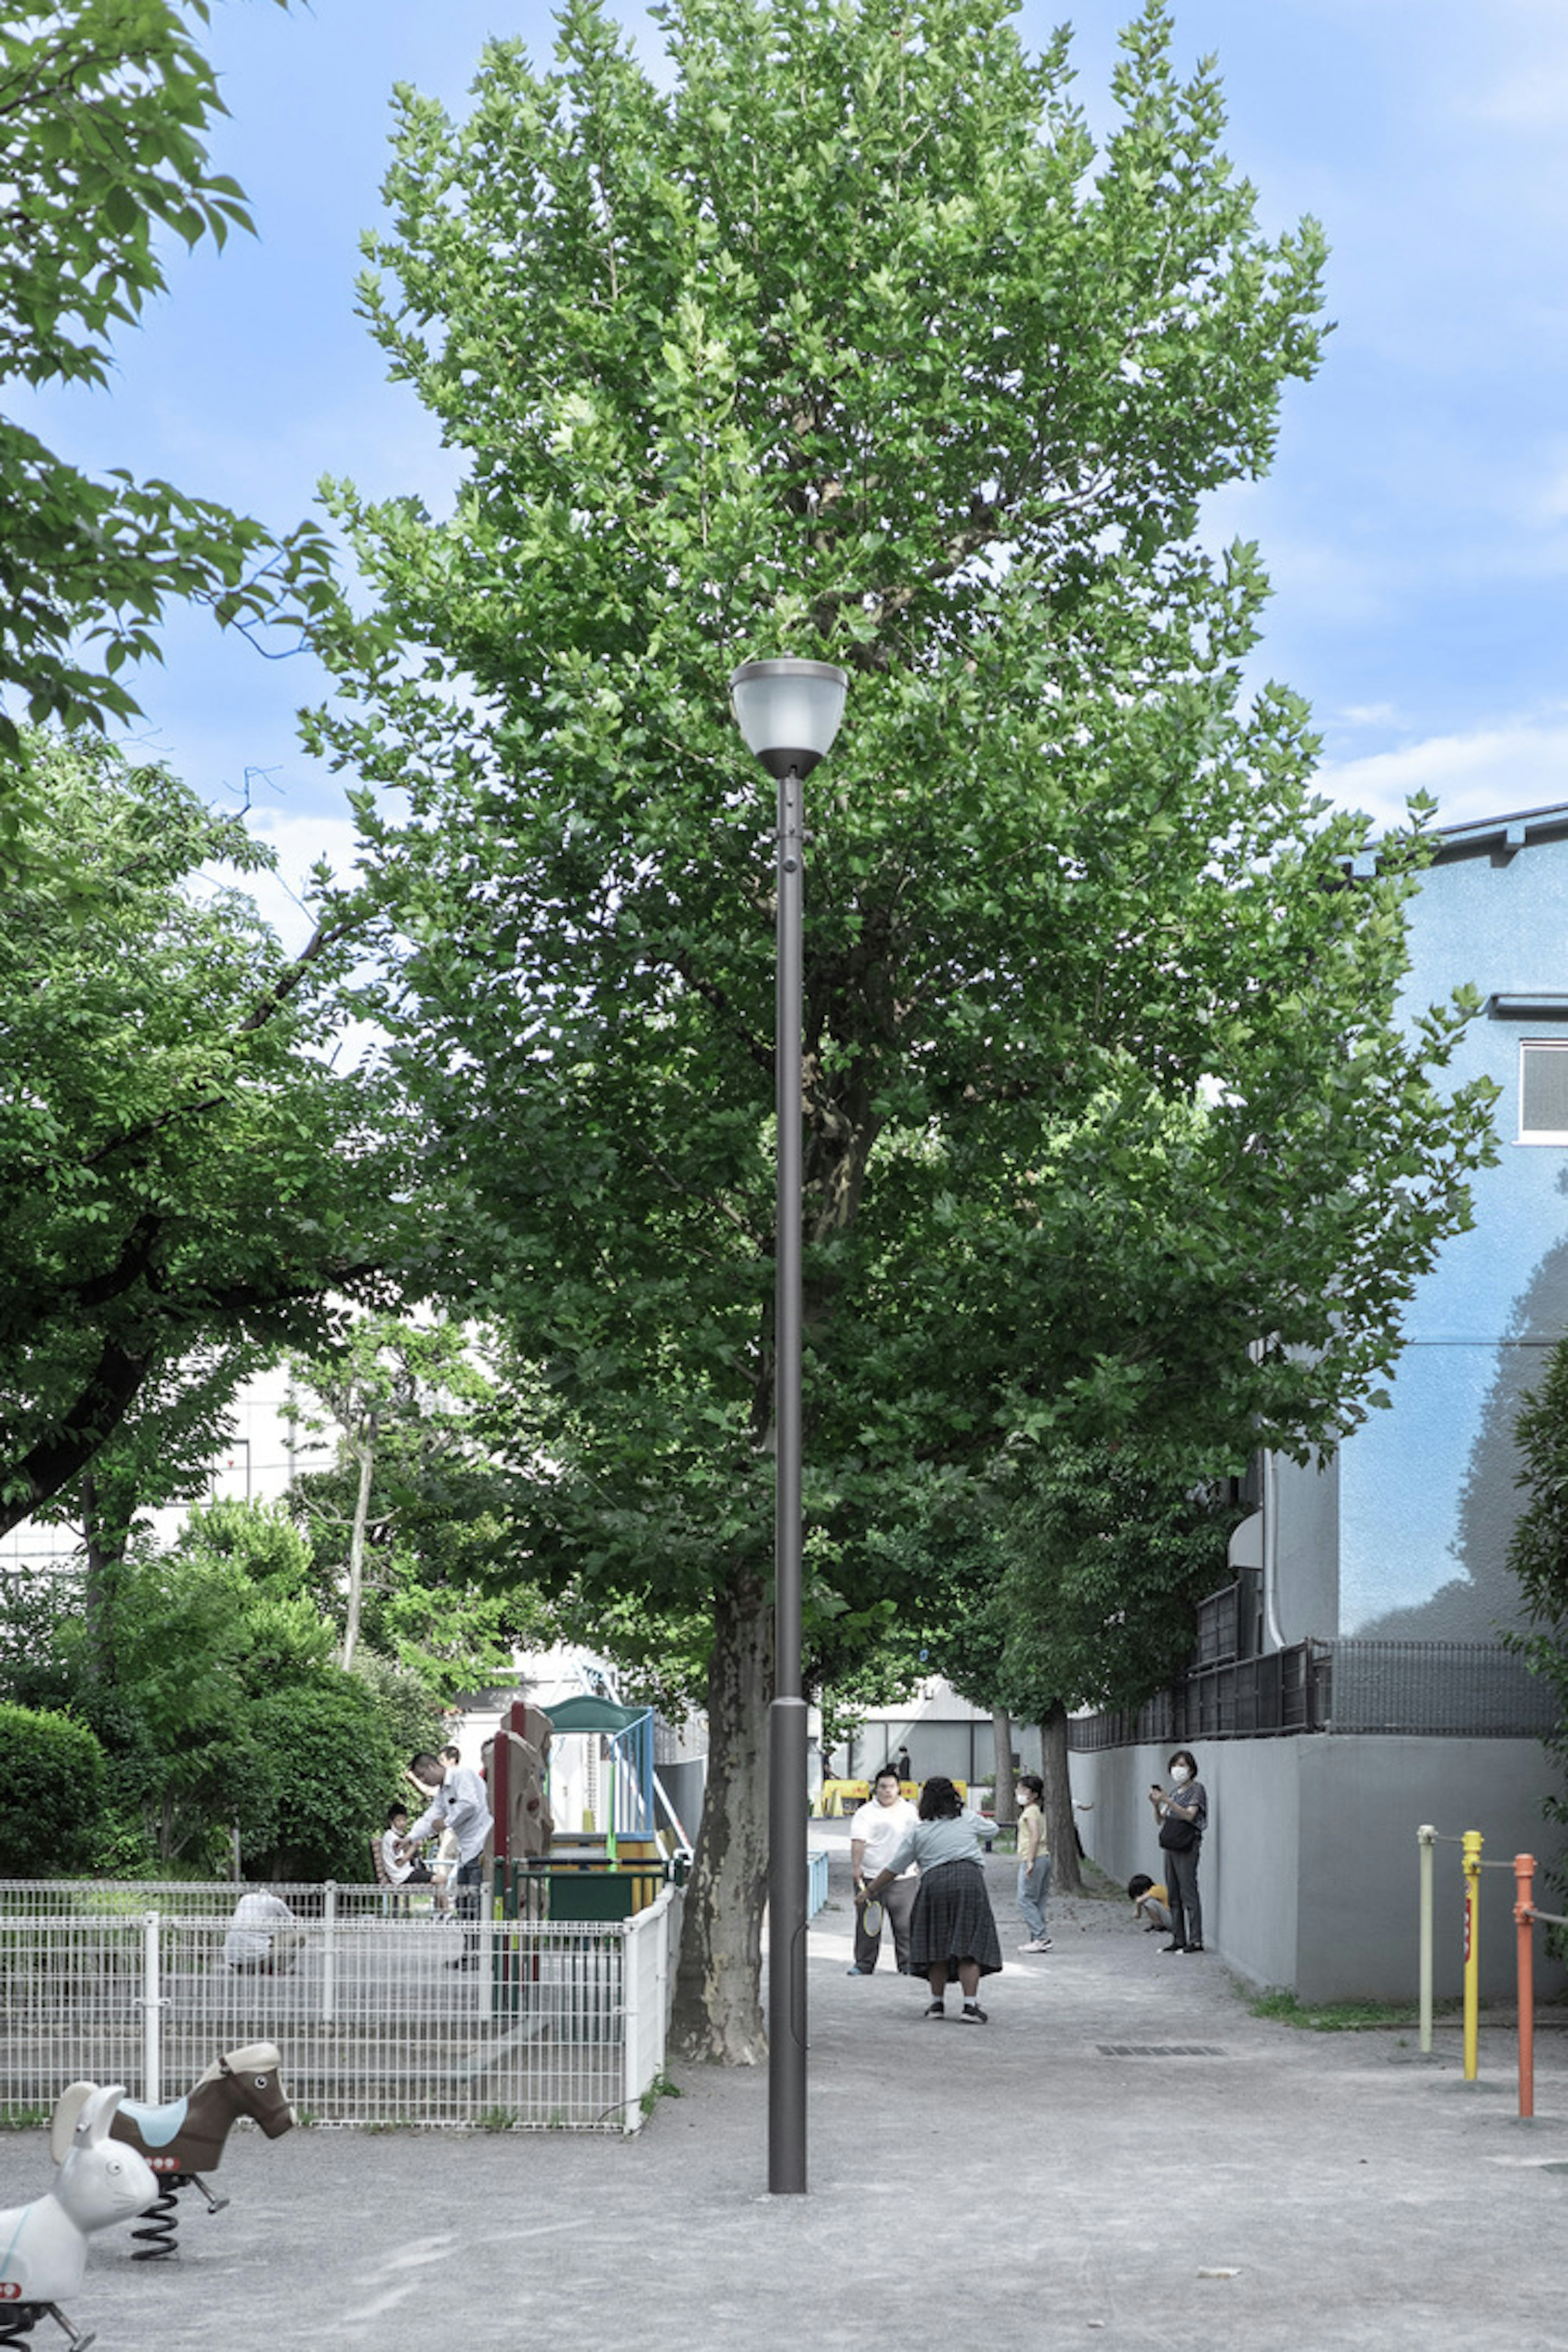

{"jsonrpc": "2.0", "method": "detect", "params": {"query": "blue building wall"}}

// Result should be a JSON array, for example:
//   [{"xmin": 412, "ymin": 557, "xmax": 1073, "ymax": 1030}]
[
  {"xmin": 1335, "ymin": 817, "xmax": 1568, "ymax": 1640},
  {"xmin": 1080, "ymin": 811, "xmax": 1568, "ymax": 1999}
]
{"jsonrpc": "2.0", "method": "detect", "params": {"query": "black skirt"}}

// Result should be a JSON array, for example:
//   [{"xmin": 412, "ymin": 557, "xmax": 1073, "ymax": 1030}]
[{"xmin": 908, "ymin": 1859, "xmax": 1003, "ymax": 1980}]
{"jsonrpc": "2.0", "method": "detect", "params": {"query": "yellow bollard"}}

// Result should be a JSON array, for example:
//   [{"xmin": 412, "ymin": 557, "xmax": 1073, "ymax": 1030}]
[
  {"xmin": 1462, "ymin": 1830, "xmax": 1482, "ymax": 2082},
  {"xmin": 1417, "ymin": 1825, "xmax": 1437, "ymax": 2055}
]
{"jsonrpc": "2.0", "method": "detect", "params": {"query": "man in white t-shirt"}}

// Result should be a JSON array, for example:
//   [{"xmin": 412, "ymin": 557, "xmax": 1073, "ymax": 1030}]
[
  {"xmin": 847, "ymin": 1766, "xmax": 919, "ymax": 1976},
  {"xmin": 406, "ymin": 1748, "xmax": 493, "ymax": 1972}
]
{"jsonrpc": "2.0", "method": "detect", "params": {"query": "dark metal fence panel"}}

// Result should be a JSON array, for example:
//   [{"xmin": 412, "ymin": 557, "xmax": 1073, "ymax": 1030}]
[
  {"xmin": 1192, "ymin": 1584, "xmax": 1241, "ymax": 1669},
  {"xmin": 1068, "ymin": 1639, "xmax": 1555, "ymax": 1750},
  {"xmin": 1321, "ymin": 1641, "xmax": 1559, "ymax": 1737}
]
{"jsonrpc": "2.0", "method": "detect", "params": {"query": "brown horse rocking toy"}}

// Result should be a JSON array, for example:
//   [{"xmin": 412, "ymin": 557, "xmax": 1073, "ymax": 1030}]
[{"xmin": 59, "ymin": 2043, "xmax": 295, "ymax": 2261}]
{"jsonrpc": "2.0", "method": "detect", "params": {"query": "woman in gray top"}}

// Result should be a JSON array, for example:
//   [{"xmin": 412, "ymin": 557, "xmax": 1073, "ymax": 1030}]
[
  {"xmin": 863, "ymin": 1775, "xmax": 1003, "ymax": 2022},
  {"xmin": 1149, "ymin": 1748, "xmax": 1207, "ymax": 1954}
]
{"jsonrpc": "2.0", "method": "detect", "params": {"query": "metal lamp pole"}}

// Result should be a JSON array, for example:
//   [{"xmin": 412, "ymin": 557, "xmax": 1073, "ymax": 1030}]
[{"xmin": 728, "ymin": 657, "xmax": 848, "ymax": 2197}]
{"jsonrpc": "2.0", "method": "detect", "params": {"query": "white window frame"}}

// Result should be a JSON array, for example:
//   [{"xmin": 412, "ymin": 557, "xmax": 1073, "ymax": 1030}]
[{"xmin": 1519, "ymin": 1037, "xmax": 1568, "ymax": 1143}]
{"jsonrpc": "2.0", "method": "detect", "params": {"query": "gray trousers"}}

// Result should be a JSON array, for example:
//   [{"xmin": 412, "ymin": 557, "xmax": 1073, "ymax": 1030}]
[
  {"xmin": 1165, "ymin": 1842, "xmax": 1203, "ymax": 1948},
  {"xmin": 855, "ymin": 1873, "xmax": 918, "ymax": 1971}
]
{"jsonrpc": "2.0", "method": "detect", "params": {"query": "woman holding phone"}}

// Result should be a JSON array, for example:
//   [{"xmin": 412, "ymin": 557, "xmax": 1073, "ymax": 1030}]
[{"xmin": 1148, "ymin": 1749, "xmax": 1207, "ymax": 1954}]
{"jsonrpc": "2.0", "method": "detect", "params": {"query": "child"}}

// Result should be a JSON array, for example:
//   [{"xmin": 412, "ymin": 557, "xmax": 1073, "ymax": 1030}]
[
  {"xmin": 382, "ymin": 1803, "xmax": 433, "ymax": 1888},
  {"xmin": 1016, "ymin": 1773, "xmax": 1051, "ymax": 1952},
  {"xmin": 1127, "ymin": 1872, "xmax": 1174, "ymax": 1935}
]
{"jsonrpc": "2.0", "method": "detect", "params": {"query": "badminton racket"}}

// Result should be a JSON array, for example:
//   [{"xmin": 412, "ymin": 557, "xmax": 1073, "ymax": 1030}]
[{"xmin": 860, "ymin": 1894, "xmax": 884, "ymax": 1940}]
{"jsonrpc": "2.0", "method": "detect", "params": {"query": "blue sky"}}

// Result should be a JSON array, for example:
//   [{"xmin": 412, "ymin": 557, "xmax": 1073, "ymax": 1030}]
[{"xmin": 16, "ymin": 0, "xmax": 1568, "ymax": 941}]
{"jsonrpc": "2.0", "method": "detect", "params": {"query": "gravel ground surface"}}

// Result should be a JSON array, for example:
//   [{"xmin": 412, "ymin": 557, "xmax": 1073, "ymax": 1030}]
[{"xmin": 4, "ymin": 1822, "xmax": 1565, "ymax": 2352}]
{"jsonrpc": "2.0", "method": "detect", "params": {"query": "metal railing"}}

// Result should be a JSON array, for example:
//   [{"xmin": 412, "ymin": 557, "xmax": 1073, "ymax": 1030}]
[
  {"xmin": 0, "ymin": 1881, "xmax": 678, "ymax": 2134},
  {"xmin": 1069, "ymin": 1637, "xmax": 1559, "ymax": 1751},
  {"xmin": 1069, "ymin": 1644, "xmax": 1321, "ymax": 1751}
]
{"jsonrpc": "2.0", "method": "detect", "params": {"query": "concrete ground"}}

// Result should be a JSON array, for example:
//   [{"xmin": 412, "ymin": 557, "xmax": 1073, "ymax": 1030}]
[{"xmin": 4, "ymin": 1822, "xmax": 1566, "ymax": 2352}]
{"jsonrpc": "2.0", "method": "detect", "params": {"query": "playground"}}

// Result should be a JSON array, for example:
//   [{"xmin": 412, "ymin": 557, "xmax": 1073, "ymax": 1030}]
[
  {"xmin": 0, "ymin": 1699, "xmax": 695, "ymax": 2141},
  {"xmin": 2, "ymin": 1828, "xmax": 1567, "ymax": 2352}
]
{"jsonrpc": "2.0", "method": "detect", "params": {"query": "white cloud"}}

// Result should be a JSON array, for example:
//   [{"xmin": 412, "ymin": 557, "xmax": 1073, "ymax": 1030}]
[
  {"xmin": 247, "ymin": 810, "xmax": 367, "ymax": 952},
  {"xmin": 1318, "ymin": 720, "xmax": 1568, "ymax": 835},
  {"xmin": 199, "ymin": 809, "xmax": 364, "ymax": 959}
]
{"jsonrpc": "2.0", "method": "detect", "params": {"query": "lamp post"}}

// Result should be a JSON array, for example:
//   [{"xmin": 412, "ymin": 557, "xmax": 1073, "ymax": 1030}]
[{"xmin": 728, "ymin": 656, "xmax": 848, "ymax": 2196}]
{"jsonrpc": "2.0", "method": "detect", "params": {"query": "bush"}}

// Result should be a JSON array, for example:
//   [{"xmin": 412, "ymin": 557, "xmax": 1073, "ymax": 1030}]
[
  {"xmin": 243, "ymin": 1676, "xmax": 400, "ymax": 1881},
  {"xmin": 0, "ymin": 1704, "xmax": 105, "ymax": 1871}
]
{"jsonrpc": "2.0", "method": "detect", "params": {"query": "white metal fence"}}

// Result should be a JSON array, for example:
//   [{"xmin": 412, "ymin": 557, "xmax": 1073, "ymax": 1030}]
[{"xmin": 0, "ymin": 1882, "xmax": 678, "ymax": 2135}]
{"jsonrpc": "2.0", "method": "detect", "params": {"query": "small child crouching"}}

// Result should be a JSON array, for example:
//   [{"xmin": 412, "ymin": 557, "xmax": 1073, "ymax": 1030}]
[{"xmin": 1127, "ymin": 1873, "xmax": 1174, "ymax": 1935}]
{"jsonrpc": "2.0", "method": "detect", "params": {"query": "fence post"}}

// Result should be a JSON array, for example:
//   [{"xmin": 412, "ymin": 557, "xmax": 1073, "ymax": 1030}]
[
  {"xmin": 323, "ymin": 1881, "xmax": 337, "ymax": 2027},
  {"xmin": 1462, "ymin": 1830, "xmax": 1482, "ymax": 2082},
  {"xmin": 1515, "ymin": 1853, "xmax": 1536, "ymax": 2123},
  {"xmin": 1417, "ymin": 1825, "xmax": 1436, "ymax": 2055},
  {"xmin": 622, "ymin": 1918, "xmax": 641, "ymax": 2134},
  {"xmin": 142, "ymin": 1912, "xmax": 162, "ymax": 2109},
  {"xmin": 654, "ymin": 1888, "xmax": 670, "ymax": 2087}
]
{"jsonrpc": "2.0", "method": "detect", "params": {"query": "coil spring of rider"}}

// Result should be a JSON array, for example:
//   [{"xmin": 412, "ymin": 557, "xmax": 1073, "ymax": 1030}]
[{"xmin": 129, "ymin": 2175, "xmax": 186, "ymax": 2259}]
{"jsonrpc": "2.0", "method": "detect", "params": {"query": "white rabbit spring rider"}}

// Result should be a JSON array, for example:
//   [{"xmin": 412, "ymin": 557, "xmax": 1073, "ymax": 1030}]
[{"xmin": 0, "ymin": 2084, "xmax": 156, "ymax": 2349}]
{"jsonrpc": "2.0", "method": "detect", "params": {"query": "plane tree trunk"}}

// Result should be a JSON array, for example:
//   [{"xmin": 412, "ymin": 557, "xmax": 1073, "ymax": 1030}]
[
  {"xmin": 671, "ymin": 1561, "xmax": 773, "ymax": 2063},
  {"xmin": 1040, "ymin": 1702, "xmax": 1082, "ymax": 1893},
  {"xmin": 990, "ymin": 1707, "xmax": 1016, "ymax": 1829}
]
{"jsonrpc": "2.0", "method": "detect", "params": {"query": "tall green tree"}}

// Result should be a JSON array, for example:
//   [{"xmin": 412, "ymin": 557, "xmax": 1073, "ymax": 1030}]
[
  {"xmin": 0, "ymin": 0, "xmax": 333, "ymax": 822},
  {"xmin": 998, "ymin": 1445, "xmax": 1240, "ymax": 1884},
  {"xmin": 1506, "ymin": 1341, "xmax": 1568, "ymax": 1851},
  {"xmin": 286, "ymin": 1314, "xmax": 541, "ymax": 1690},
  {"xmin": 313, "ymin": 0, "xmax": 1496, "ymax": 2058},
  {"xmin": 0, "ymin": 733, "xmax": 403, "ymax": 1546},
  {"xmin": 0, "ymin": 1500, "xmax": 421, "ymax": 1875}
]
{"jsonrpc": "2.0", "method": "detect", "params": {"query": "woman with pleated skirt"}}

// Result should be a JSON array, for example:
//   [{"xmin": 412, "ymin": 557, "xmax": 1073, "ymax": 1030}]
[{"xmin": 862, "ymin": 1773, "xmax": 1003, "ymax": 2022}]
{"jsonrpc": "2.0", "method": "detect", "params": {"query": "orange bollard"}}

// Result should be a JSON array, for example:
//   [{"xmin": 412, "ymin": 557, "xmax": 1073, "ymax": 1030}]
[{"xmin": 1515, "ymin": 1853, "xmax": 1536, "ymax": 2122}]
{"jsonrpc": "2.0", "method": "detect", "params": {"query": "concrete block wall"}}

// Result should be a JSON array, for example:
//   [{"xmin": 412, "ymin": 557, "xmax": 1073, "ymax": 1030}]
[{"xmin": 1071, "ymin": 1734, "xmax": 1566, "ymax": 2003}]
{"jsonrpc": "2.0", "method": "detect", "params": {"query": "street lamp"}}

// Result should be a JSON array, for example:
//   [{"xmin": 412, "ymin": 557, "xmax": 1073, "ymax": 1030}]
[{"xmin": 728, "ymin": 655, "xmax": 848, "ymax": 2197}]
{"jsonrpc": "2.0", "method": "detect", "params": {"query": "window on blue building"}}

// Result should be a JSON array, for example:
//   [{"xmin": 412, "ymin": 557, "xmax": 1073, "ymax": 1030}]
[{"xmin": 1519, "ymin": 1039, "xmax": 1568, "ymax": 1141}]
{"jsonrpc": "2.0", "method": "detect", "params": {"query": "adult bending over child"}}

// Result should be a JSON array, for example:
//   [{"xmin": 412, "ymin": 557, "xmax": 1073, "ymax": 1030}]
[{"xmin": 862, "ymin": 1775, "xmax": 1002, "ymax": 2023}]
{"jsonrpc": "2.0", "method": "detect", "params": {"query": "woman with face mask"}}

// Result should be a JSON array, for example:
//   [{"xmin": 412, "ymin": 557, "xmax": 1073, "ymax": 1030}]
[{"xmin": 1147, "ymin": 1749, "xmax": 1207, "ymax": 1953}]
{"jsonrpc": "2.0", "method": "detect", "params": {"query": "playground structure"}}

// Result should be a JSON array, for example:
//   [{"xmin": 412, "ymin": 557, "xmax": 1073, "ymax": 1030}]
[
  {"xmin": 95, "ymin": 2040, "xmax": 294, "ymax": 2259},
  {"xmin": 0, "ymin": 2082, "xmax": 157, "ymax": 2349},
  {"xmin": 489, "ymin": 1695, "xmax": 687, "ymax": 1924}
]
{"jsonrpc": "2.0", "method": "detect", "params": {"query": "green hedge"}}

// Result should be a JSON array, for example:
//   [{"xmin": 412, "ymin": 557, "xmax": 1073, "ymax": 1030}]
[{"xmin": 0, "ymin": 1703, "xmax": 105, "ymax": 1871}]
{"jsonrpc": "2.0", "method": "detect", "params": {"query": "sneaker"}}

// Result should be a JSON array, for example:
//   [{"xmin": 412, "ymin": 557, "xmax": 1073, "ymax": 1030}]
[
  {"xmin": 1183, "ymin": 1942, "xmax": 1205, "ymax": 1955},
  {"xmin": 960, "ymin": 2002, "xmax": 988, "ymax": 2024},
  {"xmin": 846, "ymin": 1965, "xmax": 871, "ymax": 1976},
  {"xmin": 1160, "ymin": 1940, "xmax": 1187, "ymax": 1954},
  {"xmin": 1018, "ymin": 1937, "xmax": 1053, "ymax": 1952},
  {"xmin": 923, "ymin": 1999, "xmax": 946, "ymax": 2019}
]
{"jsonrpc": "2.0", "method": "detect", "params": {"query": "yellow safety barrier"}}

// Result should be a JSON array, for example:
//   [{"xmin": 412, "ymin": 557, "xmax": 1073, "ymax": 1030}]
[
  {"xmin": 1462, "ymin": 1829, "xmax": 1482, "ymax": 2082},
  {"xmin": 1417, "ymin": 1822, "xmax": 1544, "ymax": 2103}
]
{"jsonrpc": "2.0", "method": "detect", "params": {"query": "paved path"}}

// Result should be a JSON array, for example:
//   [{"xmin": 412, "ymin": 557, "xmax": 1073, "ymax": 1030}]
[{"xmin": 4, "ymin": 1825, "xmax": 1565, "ymax": 2352}]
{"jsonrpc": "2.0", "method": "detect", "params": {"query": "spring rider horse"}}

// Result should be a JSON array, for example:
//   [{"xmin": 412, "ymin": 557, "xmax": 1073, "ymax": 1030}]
[
  {"xmin": 58, "ymin": 2043, "xmax": 294, "ymax": 2261},
  {"xmin": 0, "ymin": 2081, "xmax": 158, "ymax": 2348}
]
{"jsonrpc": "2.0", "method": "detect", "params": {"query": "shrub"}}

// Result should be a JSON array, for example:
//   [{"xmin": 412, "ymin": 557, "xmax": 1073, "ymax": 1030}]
[{"xmin": 0, "ymin": 1704, "xmax": 105, "ymax": 1871}]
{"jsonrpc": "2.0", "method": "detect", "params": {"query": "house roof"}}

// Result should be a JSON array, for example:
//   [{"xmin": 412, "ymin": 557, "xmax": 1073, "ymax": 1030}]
[
  {"xmin": 1430, "ymin": 802, "xmax": 1568, "ymax": 862},
  {"xmin": 1349, "ymin": 799, "xmax": 1568, "ymax": 877}
]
